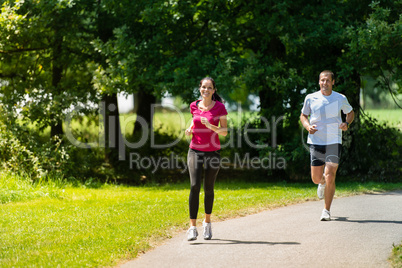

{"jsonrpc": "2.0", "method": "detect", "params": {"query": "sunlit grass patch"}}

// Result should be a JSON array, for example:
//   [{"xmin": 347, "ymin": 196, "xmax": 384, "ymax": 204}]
[{"xmin": 0, "ymin": 171, "xmax": 62, "ymax": 204}]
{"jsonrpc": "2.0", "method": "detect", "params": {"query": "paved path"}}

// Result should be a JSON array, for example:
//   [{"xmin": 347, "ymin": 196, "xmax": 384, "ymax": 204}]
[{"xmin": 120, "ymin": 191, "xmax": 402, "ymax": 268}]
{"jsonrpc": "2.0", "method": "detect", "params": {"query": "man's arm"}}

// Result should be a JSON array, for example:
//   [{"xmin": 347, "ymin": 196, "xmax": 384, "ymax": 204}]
[
  {"xmin": 339, "ymin": 110, "xmax": 355, "ymax": 131},
  {"xmin": 300, "ymin": 113, "xmax": 318, "ymax": 134}
]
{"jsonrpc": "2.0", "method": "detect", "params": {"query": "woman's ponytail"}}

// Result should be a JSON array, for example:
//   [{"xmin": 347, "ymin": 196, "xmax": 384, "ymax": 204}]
[{"xmin": 212, "ymin": 92, "xmax": 223, "ymax": 103}]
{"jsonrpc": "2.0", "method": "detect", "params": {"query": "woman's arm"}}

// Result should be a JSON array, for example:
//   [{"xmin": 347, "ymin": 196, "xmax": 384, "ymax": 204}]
[
  {"xmin": 201, "ymin": 116, "xmax": 228, "ymax": 136},
  {"xmin": 185, "ymin": 120, "xmax": 194, "ymax": 136}
]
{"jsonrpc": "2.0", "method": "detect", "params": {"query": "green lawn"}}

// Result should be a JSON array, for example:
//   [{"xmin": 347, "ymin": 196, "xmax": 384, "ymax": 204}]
[
  {"xmin": 364, "ymin": 109, "xmax": 402, "ymax": 129},
  {"xmin": 1, "ymin": 173, "xmax": 401, "ymax": 267}
]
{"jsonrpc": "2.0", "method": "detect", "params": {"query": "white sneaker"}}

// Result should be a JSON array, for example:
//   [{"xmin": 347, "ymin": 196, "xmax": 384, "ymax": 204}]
[
  {"xmin": 317, "ymin": 183, "xmax": 326, "ymax": 200},
  {"xmin": 320, "ymin": 209, "xmax": 331, "ymax": 221},
  {"xmin": 202, "ymin": 220, "xmax": 212, "ymax": 240},
  {"xmin": 187, "ymin": 226, "xmax": 198, "ymax": 241}
]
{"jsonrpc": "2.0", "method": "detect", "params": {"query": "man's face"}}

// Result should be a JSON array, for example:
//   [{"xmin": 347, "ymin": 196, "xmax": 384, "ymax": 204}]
[{"xmin": 319, "ymin": 74, "xmax": 334, "ymax": 93}]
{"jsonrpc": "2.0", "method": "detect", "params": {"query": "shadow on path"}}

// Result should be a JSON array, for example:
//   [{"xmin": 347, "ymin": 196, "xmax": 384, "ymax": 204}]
[
  {"xmin": 190, "ymin": 239, "xmax": 301, "ymax": 246},
  {"xmin": 334, "ymin": 217, "xmax": 402, "ymax": 224}
]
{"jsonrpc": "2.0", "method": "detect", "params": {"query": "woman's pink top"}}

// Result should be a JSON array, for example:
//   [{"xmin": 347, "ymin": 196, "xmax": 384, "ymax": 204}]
[{"xmin": 189, "ymin": 100, "xmax": 228, "ymax": 152}]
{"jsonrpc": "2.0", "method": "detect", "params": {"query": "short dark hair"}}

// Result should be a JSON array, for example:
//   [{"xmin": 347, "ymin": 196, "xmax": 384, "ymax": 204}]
[{"xmin": 320, "ymin": 70, "xmax": 335, "ymax": 81}]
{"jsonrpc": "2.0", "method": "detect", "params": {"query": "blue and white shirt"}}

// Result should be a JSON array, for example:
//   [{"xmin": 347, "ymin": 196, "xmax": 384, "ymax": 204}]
[{"xmin": 301, "ymin": 91, "xmax": 353, "ymax": 145}]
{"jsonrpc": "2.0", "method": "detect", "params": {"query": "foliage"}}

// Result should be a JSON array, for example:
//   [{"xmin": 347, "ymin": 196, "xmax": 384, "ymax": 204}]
[
  {"xmin": 222, "ymin": 112, "xmax": 260, "ymax": 159},
  {"xmin": 0, "ymin": 108, "xmax": 101, "ymax": 180},
  {"xmin": 118, "ymin": 127, "xmax": 190, "ymax": 184},
  {"xmin": 0, "ymin": 0, "xmax": 100, "ymax": 132},
  {"xmin": 339, "ymin": 112, "xmax": 402, "ymax": 181},
  {"xmin": 341, "ymin": 0, "xmax": 402, "ymax": 108},
  {"xmin": 92, "ymin": 0, "xmax": 243, "ymax": 103}
]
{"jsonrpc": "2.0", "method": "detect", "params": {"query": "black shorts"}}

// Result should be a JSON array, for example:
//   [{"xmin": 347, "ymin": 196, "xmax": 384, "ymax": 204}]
[{"xmin": 309, "ymin": 144, "xmax": 342, "ymax": 166}]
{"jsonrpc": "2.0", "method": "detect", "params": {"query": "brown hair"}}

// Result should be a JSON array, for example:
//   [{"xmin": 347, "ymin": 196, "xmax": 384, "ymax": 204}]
[{"xmin": 320, "ymin": 70, "xmax": 335, "ymax": 81}]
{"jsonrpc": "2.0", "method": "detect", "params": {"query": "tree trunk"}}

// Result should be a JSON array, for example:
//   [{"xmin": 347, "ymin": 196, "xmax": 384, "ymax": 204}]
[
  {"xmin": 102, "ymin": 93, "xmax": 124, "ymax": 164},
  {"xmin": 133, "ymin": 90, "xmax": 156, "ymax": 136},
  {"xmin": 51, "ymin": 123, "xmax": 63, "ymax": 137},
  {"xmin": 50, "ymin": 32, "xmax": 64, "ymax": 137},
  {"xmin": 350, "ymin": 71, "xmax": 361, "ymax": 123},
  {"xmin": 133, "ymin": 92, "xmax": 139, "ymax": 114},
  {"xmin": 340, "ymin": 71, "xmax": 361, "ymax": 166},
  {"xmin": 259, "ymin": 88, "xmax": 285, "ymax": 146}
]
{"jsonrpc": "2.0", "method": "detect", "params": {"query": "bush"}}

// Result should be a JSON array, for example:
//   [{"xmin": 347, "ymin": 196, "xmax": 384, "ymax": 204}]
[
  {"xmin": 117, "ymin": 126, "xmax": 190, "ymax": 184},
  {"xmin": 340, "ymin": 113, "xmax": 402, "ymax": 181},
  {"xmin": 0, "ymin": 109, "xmax": 101, "ymax": 180}
]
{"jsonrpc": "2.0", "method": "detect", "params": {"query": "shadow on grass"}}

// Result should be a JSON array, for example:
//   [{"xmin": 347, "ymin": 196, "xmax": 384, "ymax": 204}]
[{"xmin": 134, "ymin": 180, "xmax": 318, "ymax": 192}]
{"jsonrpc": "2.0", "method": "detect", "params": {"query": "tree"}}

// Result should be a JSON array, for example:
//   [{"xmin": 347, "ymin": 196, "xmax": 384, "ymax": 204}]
[
  {"xmin": 0, "ymin": 0, "xmax": 99, "ymax": 136},
  {"xmin": 341, "ymin": 1, "xmax": 401, "ymax": 108},
  {"xmin": 93, "ymin": 0, "xmax": 243, "ymax": 134}
]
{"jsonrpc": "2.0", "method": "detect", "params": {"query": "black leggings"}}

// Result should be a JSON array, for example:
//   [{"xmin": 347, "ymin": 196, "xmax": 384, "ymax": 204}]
[{"xmin": 188, "ymin": 148, "xmax": 221, "ymax": 219}]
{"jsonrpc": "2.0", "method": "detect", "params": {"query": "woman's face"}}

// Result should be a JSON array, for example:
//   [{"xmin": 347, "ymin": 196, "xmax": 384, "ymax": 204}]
[{"xmin": 199, "ymin": 80, "xmax": 215, "ymax": 99}]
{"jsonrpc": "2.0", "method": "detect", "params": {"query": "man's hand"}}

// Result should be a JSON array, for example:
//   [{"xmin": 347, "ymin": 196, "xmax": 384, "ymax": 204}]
[
  {"xmin": 300, "ymin": 113, "xmax": 317, "ymax": 134},
  {"xmin": 308, "ymin": 124, "xmax": 318, "ymax": 134},
  {"xmin": 339, "ymin": 122, "xmax": 349, "ymax": 131}
]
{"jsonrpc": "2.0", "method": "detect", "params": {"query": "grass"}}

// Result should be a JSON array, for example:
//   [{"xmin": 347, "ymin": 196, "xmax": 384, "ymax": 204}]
[
  {"xmin": 1, "ymin": 174, "xmax": 401, "ymax": 267},
  {"xmin": 390, "ymin": 243, "xmax": 402, "ymax": 268},
  {"xmin": 0, "ymin": 172, "xmax": 63, "ymax": 204},
  {"xmin": 364, "ymin": 109, "xmax": 402, "ymax": 129}
]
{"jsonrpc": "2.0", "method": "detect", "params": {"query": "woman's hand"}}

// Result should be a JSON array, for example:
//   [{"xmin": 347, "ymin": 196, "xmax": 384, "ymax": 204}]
[
  {"xmin": 200, "ymin": 117, "xmax": 211, "ymax": 128},
  {"xmin": 200, "ymin": 116, "xmax": 228, "ymax": 136},
  {"xmin": 185, "ymin": 127, "xmax": 193, "ymax": 136},
  {"xmin": 185, "ymin": 121, "xmax": 194, "ymax": 136}
]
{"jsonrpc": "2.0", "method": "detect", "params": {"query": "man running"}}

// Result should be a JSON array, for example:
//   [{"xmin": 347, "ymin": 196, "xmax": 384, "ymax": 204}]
[{"xmin": 300, "ymin": 70, "xmax": 354, "ymax": 221}]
